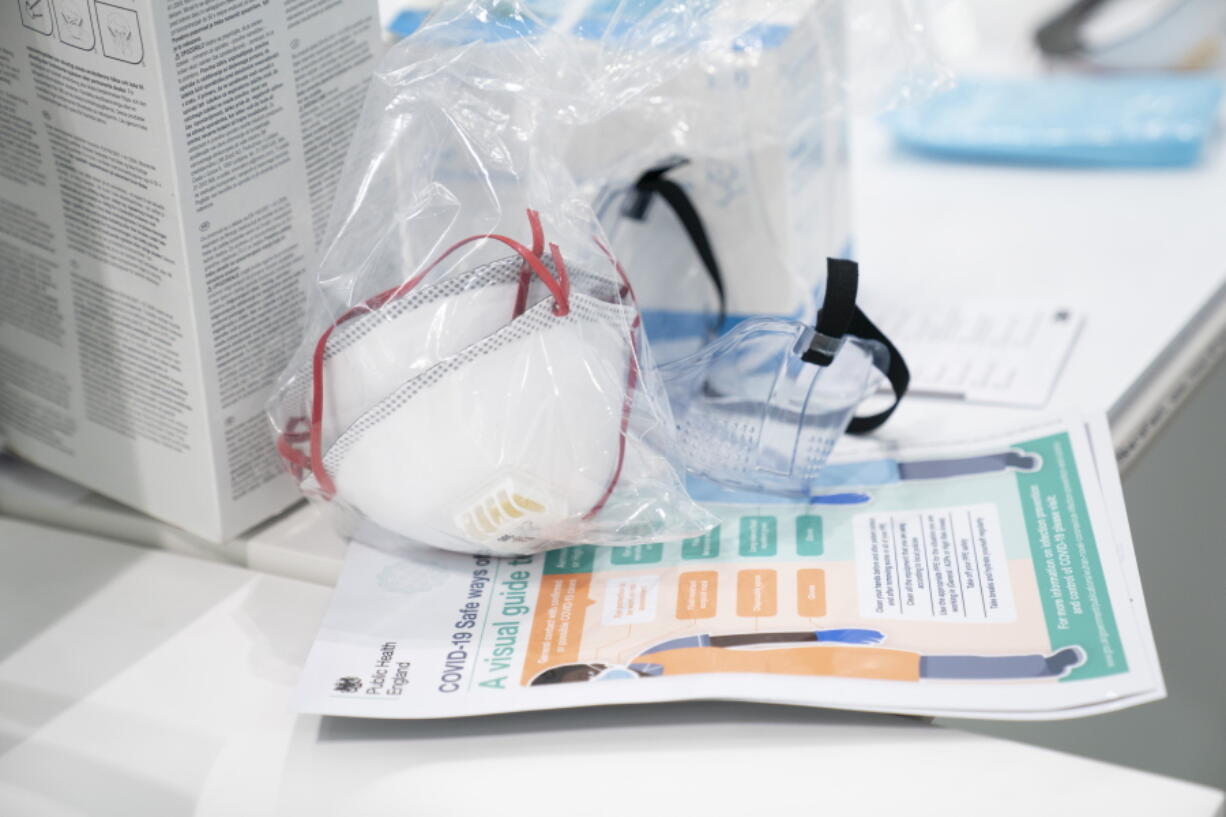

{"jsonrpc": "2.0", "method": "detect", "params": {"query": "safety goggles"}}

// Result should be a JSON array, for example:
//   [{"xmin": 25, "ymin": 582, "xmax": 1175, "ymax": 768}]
[{"xmin": 660, "ymin": 258, "xmax": 909, "ymax": 497}]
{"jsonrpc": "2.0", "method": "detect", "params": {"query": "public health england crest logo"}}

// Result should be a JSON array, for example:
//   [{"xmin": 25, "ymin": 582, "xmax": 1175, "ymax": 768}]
[{"xmin": 334, "ymin": 676, "xmax": 363, "ymax": 693}]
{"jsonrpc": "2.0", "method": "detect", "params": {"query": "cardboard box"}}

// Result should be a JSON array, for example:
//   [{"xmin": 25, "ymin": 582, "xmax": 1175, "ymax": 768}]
[{"xmin": 0, "ymin": 0, "xmax": 381, "ymax": 540}]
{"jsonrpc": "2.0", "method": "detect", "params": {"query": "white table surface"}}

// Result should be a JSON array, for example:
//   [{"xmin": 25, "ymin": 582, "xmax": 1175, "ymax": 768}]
[
  {"xmin": 851, "ymin": 121, "xmax": 1226, "ymax": 469},
  {"xmin": 1, "ymin": 519, "xmax": 1220, "ymax": 817}
]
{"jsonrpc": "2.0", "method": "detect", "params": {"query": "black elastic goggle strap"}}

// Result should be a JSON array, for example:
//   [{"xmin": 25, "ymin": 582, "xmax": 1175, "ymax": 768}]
[
  {"xmin": 624, "ymin": 158, "xmax": 727, "ymax": 330},
  {"xmin": 803, "ymin": 258, "xmax": 859, "ymax": 366},
  {"xmin": 802, "ymin": 258, "xmax": 910, "ymax": 435}
]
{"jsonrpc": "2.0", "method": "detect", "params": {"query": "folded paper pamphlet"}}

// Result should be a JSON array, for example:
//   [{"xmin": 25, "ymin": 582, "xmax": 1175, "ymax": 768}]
[
  {"xmin": 296, "ymin": 414, "xmax": 1162, "ymax": 720},
  {"xmin": 867, "ymin": 298, "xmax": 1084, "ymax": 408}
]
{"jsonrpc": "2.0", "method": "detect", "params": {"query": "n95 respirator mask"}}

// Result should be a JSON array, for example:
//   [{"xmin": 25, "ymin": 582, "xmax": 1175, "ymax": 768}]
[{"xmin": 272, "ymin": 211, "xmax": 715, "ymax": 555}]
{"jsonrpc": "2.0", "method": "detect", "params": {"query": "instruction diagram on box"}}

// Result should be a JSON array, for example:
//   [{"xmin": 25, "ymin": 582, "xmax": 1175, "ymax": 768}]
[
  {"xmin": 19, "ymin": 0, "xmax": 55, "ymax": 35},
  {"xmin": 97, "ymin": 2, "xmax": 141, "ymax": 63},
  {"xmin": 55, "ymin": 0, "xmax": 94, "ymax": 50}
]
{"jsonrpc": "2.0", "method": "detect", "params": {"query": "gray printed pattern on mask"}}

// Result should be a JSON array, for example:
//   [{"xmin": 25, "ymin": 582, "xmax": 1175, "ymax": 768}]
[
  {"xmin": 307, "ymin": 292, "xmax": 637, "ymax": 484},
  {"xmin": 323, "ymin": 257, "xmax": 620, "ymax": 361},
  {"xmin": 274, "ymin": 255, "xmax": 623, "ymax": 425}
]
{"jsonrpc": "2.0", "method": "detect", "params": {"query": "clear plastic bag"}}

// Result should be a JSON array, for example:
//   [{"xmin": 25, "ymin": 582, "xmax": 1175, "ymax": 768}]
[
  {"xmin": 578, "ymin": 0, "xmax": 852, "ymax": 364},
  {"xmin": 269, "ymin": 0, "xmax": 936, "ymax": 556},
  {"xmin": 270, "ymin": 203, "xmax": 717, "ymax": 555},
  {"xmin": 269, "ymin": 2, "xmax": 750, "ymax": 556}
]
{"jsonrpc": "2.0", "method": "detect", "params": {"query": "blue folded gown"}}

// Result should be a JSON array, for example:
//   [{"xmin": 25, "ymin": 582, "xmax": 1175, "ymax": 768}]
[{"xmin": 886, "ymin": 74, "xmax": 1223, "ymax": 167}]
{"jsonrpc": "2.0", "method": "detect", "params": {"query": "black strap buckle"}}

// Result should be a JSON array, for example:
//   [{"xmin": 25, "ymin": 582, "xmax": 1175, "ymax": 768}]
[{"xmin": 803, "ymin": 258, "xmax": 910, "ymax": 434}]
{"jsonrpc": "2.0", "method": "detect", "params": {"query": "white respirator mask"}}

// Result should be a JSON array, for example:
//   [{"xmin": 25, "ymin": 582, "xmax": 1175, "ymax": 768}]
[{"xmin": 274, "ymin": 211, "xmax": 712, "ymax": 555}]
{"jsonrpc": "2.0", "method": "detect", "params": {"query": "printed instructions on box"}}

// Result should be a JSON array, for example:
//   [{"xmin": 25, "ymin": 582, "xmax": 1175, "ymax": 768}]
[
  {"xmin": 0, "ymin": 0, "xmax": 379, "ymax": 539},
  {"xmin": 296, "ymin": 416, "xmax": 1162, "ymax": 720}
]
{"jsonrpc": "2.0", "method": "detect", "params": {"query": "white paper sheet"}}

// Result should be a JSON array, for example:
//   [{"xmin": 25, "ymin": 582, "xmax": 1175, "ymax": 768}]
[
  {"xmin": 295, "ymin": 414, "xmax": 1162, "ymax": 720},
  {"xmin": 871, "ymin": 300, "xmax": 1084, "ymax": 407}
]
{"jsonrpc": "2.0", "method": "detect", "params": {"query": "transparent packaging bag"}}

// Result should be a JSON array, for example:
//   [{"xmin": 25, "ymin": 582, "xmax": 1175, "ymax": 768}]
[
  {"xmin": 268, "ymin": 1, "xmax": 756, "ymax": 556},
  {"xmin": 269, "ymin": 0, "xmax": 934, "ymax": 556},
  {"xmin": 580, "ymin": 0, "xmax": 851, "ymax": 364},
  {"xmin": 572, "ymin": 0, "xmax": 945, "ymax": 363}
]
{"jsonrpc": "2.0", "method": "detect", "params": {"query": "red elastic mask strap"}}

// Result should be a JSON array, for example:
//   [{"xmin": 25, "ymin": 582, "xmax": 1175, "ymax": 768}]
[
  {"xmin": 593, "ymin": 237, "xmax": 638, "ymax": 307},
  {"xmin": 513, "ymin": 210, "xmax": 546, "ymax": 318},
  {"xmin": 548, "ymin": 242, "xmax": 571, "ymax": 315},
  {"xmin": 300, "ymin": 210, "xmax": 569, "ymax": 498},
  {"xmin": 275, "ymin": 416, "xmax": 311, "ymax": 480},
  {"xmin": 581, "ymin": 236, "xmax": 643, "ymax": 521}
]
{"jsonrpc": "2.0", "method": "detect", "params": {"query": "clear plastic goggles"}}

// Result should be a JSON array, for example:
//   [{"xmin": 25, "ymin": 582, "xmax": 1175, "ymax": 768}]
[{"xmin": 660, "ymin": 259, "xmax": 909, "ymax": 497}]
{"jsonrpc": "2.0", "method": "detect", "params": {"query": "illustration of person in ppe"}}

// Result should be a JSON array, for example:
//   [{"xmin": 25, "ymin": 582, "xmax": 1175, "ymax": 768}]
[
  {"xmin": 530, "ymin": 629, "xmax": 1085, "ymax": 685},
  {"xmin": 689, "ymin": 449, "xmax": 1043, "ymax": 506}
]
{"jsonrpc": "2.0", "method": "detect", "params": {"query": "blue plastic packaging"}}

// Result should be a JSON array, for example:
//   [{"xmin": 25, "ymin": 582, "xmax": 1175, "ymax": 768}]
[{"xmin": 886, "ymin": 74, "xmax": 1223, "ymax": 167}]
